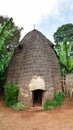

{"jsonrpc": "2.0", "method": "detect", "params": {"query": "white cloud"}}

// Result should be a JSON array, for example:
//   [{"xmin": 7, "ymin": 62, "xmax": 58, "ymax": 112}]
[
  {"xmin": 0, "ymin": 0, "xmax": 73, "ymax": 39},
  {"xmin": 0, "ymin": 1, "xmax": 60, "ymax": 29}
]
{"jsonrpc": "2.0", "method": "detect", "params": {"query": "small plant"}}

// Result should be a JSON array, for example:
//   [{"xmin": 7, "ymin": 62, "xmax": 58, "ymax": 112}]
[
  {"xmin": 44, "ymin": 99, "xmax": 58, "ymax": 110},
  {"xmin": 4, "ymin": 83, "xmax": 19, "ymax": 107},
  {"xmin": 44, "ymin": 92, "xmax": 65, "ymax": 110},
  {"xmin": 54, "ymin": 92, "xmax": 65, "ymax": 104},
  {"xmin": 12, "ymin": 101, "xmax": 25, "ymax": 110}
]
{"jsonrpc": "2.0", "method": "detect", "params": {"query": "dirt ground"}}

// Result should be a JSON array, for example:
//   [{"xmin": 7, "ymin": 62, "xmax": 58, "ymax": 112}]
[{"xmin": 0, "ymin": 97, "xmax": 73, "ymax": 130}]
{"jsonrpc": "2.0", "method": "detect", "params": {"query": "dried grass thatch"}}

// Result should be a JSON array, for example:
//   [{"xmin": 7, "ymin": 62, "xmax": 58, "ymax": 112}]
[{"xmin": 6, "ymin": 29, "xmax": 61, "ymax": 107}]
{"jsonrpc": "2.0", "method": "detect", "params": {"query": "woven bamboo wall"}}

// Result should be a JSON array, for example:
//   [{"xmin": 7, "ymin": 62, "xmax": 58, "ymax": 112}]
[{"xmin": 6, "ymin": 29, "xmax": 61, "ymax": 107}]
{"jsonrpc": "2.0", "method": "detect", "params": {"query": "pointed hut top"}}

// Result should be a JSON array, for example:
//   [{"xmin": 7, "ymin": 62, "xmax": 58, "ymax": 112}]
[{"xmin": 20, "ymin": 29, "xmax": 53, "ymax": 47}]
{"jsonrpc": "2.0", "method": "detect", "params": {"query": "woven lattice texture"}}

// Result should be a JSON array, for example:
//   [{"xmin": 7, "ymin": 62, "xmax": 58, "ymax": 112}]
[{"xmin": 6, "ymin": 29, "xmax": 61, "ymax": 107}]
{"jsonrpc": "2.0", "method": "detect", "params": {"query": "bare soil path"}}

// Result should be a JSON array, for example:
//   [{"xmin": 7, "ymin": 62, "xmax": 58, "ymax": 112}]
[{"xmin": 0, "ymin": 97, "xmax": 73, "ymax": 130}]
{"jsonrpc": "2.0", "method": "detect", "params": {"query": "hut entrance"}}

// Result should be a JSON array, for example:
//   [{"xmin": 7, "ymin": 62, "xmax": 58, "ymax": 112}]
[{"xmin": 32, "ymin": 89, "xmax": 43, "ymax": 106}]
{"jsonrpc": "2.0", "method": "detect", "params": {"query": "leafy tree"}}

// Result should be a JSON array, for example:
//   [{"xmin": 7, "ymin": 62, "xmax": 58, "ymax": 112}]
[
  {"xmin": 0, "ymin": 18, "xmax": 20, "ymax": 91},
  {"xmin": 54, "ymin": 39, "xmax": 73, "ymax": 76},
  {"xmin": 0, "ymin": 16, "xmax": 22, "ymax": 52},
  {"xmin": 53, "ymin": 23, "xmax": 73, "ymax": 44},
  {"xmin": 0, "ymin": 16, "xmax": 8, "ymax": 26},
  {"xmin": 53, "ymin": 23, "xmax": 73, "ymax": 76}
]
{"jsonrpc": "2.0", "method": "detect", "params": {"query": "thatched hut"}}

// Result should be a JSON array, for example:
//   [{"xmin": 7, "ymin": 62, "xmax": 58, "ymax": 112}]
[{"xmin": 6, "ymin": 29, "xmax": 61, "ymax": 107}]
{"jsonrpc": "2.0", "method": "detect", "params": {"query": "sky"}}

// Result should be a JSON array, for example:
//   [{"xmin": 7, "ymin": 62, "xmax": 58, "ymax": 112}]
[{"xmin": 0, "ymin": 0, "xmax": 73, "ymax": 43}]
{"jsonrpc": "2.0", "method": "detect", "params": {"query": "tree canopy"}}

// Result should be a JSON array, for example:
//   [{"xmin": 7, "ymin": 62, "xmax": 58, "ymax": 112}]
[
  {"xmin": 0, "ymin": 17, "xmax": 22, "ymax": 91},
  {"xmin": 53, "ymin": 23, "xmax": 73, "ymax": 76},
  {"xmin": 0, "ymin": 16, "xmax": 22, "ymax": 52},
  {"xmin": 54, "ymin": 39, "xmax": 73, "ymax": 76},
  {"xmin": 53, "ymin": 23, "xmax": 73, "ymax": 44}
]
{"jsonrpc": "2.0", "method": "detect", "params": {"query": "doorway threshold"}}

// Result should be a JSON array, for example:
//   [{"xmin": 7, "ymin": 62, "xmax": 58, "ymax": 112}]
[{"xmin": 28, "ymin": 106, "xmax": 44, "ymax": 112}]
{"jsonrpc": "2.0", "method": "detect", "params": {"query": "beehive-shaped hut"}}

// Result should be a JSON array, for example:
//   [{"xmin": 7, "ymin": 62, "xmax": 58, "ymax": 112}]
[{"xmin": 6, "ymin": 29, "xmax": 61, "ymax": 107}]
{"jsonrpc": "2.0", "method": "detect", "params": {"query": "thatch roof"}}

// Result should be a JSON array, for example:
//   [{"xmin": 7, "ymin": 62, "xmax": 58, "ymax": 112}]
[{"xmin": 20, "ymin": 29, "xmax": 53, "ymax": 46}]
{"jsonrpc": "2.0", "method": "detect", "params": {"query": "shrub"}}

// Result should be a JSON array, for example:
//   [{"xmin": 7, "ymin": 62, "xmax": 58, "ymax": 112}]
[
  {"xmin": 44, "ymin": 99, "xmax": 58, "ymax": 110},
  {"xmin": 12, "ymin": 101, "xmax": 25, "ymax": 110},
  {"xmin": 54, "ymin": 92, "xmax": 65, "ymax": 105},
  {"xmin": 44, "ymin": 92, "xmax": 65, "ymax": 110},
  {"xmin": 4, "ymin": 83, "xmax": 19, "ymax": 107}
]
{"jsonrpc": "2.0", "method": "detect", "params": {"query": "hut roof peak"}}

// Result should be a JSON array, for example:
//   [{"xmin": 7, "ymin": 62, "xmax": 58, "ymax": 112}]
[{"xmin": 20, "ymin": 29, "xmax": 53, "ymax": 47}]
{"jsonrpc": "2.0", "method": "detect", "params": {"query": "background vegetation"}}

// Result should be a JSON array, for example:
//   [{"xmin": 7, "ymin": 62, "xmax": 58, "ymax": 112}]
[
  {"xmin": 0, "ymin": 16, "xmax": 22, "ymax": 92},
  {"xmin": 53, "ymin": 23, "xmax": 73, "ymax": 76}
]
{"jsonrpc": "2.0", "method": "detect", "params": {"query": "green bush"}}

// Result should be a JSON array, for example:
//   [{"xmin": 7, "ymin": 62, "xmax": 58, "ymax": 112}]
[
  {"xmin": 44, "ymin": 99, "xmax": 58, "ymax": 110},
  {"xmin": 4, "ymin": 83, "xmax": 19, "ymax": 107},
  {"xmin": 44, "ymin": 92, "xmax": 65, "ymax": 110},
  {"xmin": 54, "ymin": 92, "xmax": 65, "ymax": 105},
  {"xmin": 12, "ymin": 101, "xmax": 25, "ymax": 110}
]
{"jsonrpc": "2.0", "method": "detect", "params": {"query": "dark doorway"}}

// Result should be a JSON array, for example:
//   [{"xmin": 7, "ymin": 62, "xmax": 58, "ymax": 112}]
[{"xmin": 33, "ymin": 89, "xmax": 43, "ymax": 106}]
